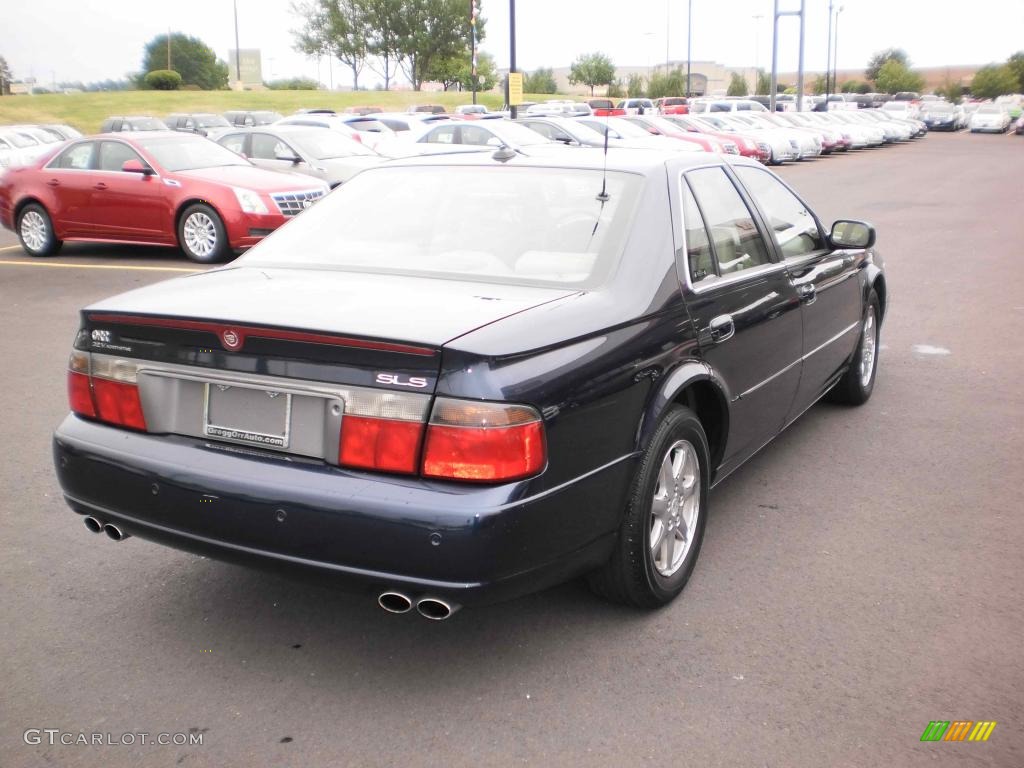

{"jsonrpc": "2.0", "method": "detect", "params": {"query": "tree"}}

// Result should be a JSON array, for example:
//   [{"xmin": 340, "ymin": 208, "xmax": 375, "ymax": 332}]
[
  {"xmin": 524, "ymin": 67, "xmax": 557, "ymax": 94},
  {"xmin": 969, "ymin": 64, "xmax": 1019, "ymax": 100},
  {"xmin": 361, "ymin": 0, "xmax": 407, "ymax": 89},
  {"xmin": 144, "ymin": 70, "xmax": 183, "ymax": 90},
  {"xmin": 648, "ymin": 67, "xmax": 687, "ymax": 99},
  {"xmin": 397, "ymin": 0, "xmax": 482, "ymax": 91},
  {"xmin": 726, "ymin": 71, "xmax": 748, "ymax": 96},
  {"xmin": 935, "ymin": 76, "xmax": 965, "ymax": 102},
  {"xmin": 0, "ymin": 55, "xmax": 12, "ymax": 96},
  {"xmin": 841, "ymin": 79, "xmax": 869, "ymax": 93},
  {"xmin": 292, "ymin": 0, "xmax": 368, "ymax": 91},
  {"xmin": 866, "ymin": 48, "xmax": 909, "ymax": 83},
  {"xmin": 1005, "ymin": 51, "xmax": 1024, "ymax": 92},
  {"xmin": 755, "ymin": 69, "xmax": 771, "ymax": 95},
  {"xmin": 265, "ymin": 77, "xmax": 320, "ymax": 89},
  {"xmin": 424, "ymin": 50, "xmax": 497, "ymax": 91},
  {"xmin": 568, "ymin": 52, "xmax": 615, "ymax": 96},
  {"xmin": 607, "ymin": 78, "xmax": 625, "ymax": 99},
  {"xmin": 626, "ymin": 72, "xmax": 646, "ymax": 97},
  {"xmin": 141, "ymin": 33, "xmax": 228, "ymax": 89},
  {"xmin": 874, "ymin": 59, "xmax": 925, "ymax": 94},
  {"xmin": 810, "ymin": 74, "xmax": 828, "ymax": 94}
]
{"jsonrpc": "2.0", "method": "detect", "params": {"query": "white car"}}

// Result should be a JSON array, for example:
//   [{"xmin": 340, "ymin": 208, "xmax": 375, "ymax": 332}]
[
  {"xmin": 969, "ymin": 104, "xmax": 1012, "ymax": 133},
  {"xmin": 0, "ymin": 128, "xmax": 56, "ymax": 169},
  {"xmin": 616, "ymin": 98, "xmax": 655, "ymax": 115},
  {"xmin": 881, "ymin": 101, "xmax": 921, "ymax": 121},
  {"xmin": 575, "ymin": 117, "xmax": 703, "ymax": 153},
  {"xmin": 723, "ymin": 114, "xmax": 806, "ymax": 161},
  {"xmin": 749, "ymin": 113, "xmax": 823, "ymax": 157},
  {"xmin": 825, "ymin": 112, "xmax": 886, "ymax": 146},
  {"xmin": 454, "ymin": 104, "xmax": 490, "ymax": 116},
  {"xmin": 689, "ymin": 99, "xmax": 769, "ymax": 114},
  {"xmin": 275, "ymin": 113, "xmax": 385, "ymax": 150}
]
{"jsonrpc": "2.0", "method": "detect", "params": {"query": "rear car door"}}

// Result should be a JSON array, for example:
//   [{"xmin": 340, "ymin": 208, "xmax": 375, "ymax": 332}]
[
  {"xmin": 678, "ymin": 165, "xmax": 804, "ymax": 474},
  {"xmin": 735, "ymin": 166, "xmax": 864, "ymax": 421},
  {"xmin": 43, "ymin": 141, "xmax": 99, "ymax": 237},
  {"xmin": 90, "ymin": 141, "xmax": 170, "ymax": 241}
]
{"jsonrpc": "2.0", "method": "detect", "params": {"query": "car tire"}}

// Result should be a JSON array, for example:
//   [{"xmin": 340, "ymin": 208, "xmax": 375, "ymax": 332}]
[
  {"xmin": 588, "ymin": 406, "xmax": 709, "ymax": 608},
  {"xmin": 17, "ymin": 203, "xmax": 62, "ymax": 257},
  {"xmin": 177, "ymin": 203, "xmax": 230, "ymax": 263},
  {"xmin": 828, "ymin": 290, "xmax": 881, "ymax": 406}
]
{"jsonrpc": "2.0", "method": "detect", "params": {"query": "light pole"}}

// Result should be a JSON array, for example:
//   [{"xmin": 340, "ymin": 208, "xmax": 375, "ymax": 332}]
[
  {"xmin": 470, "ymin": 0, "xmax": 480, "ymax": 104},
  {"xmin": 770, "ymin": 0, "xmax": 805, "ymax": 112},
  {"xmin": 825, "ymin": 0, "xmax": 834, "ymax": 100},
  {"xmin": 833, "ymin": 5, "xmax": 844, "ymax": 96},
  {"xmin": 233, "ymin": 0, "xmax": 242, "ymax": 84},
  {"xmin": 665, "ymin": 0, "xmax": 670, "ymax": 72},
  {"xmin": 686, "ymin": 0, "xmax": 692, "ymax": 96},
  {"xmin": 644, "ymin": 32, "xmax": 655, "ymax": 82},
  {"xmin": 508, "ymin": 0, "xmax": 517, "ymax": 118},
  {"xmin": 752, "ymin": 14, "xmax": 764, "ymax": 82}
]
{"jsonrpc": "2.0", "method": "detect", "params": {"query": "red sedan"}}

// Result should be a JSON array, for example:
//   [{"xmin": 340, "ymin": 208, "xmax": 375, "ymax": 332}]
[
  {"xmin": 0, "ymin": 132, "xmax": 329, "ymax": 262},
  {"xmin": 662, "ymin": 115, "xmax": 772, "ymax": 163}
]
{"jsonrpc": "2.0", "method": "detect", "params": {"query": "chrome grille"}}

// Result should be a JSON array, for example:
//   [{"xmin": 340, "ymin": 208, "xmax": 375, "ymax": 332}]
[{"xmin": 271, "ymin": 189, "xmax": 326, "ymax": 217}]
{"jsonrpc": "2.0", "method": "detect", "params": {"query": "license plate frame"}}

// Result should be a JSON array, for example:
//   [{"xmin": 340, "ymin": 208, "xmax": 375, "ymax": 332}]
[{"xmin": 203, "ymin": 382, "xmax": 293, "ymax": 450}]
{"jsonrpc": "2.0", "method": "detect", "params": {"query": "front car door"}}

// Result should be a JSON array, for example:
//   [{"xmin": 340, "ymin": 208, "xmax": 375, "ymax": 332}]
[
  {"xmin": 249, "ymin": 132, "xmax": 308, "ymax": 173},
  {"xmin": 90, "ymin": 140, "xmax": 170, "ymax": 242},
  {"xmin": 677, "ymin": 165, "xmax": 804, "ymax": 477},
  {"xmin": 734, "ymin": 166, "xmax": 864, "ymax": 422}
]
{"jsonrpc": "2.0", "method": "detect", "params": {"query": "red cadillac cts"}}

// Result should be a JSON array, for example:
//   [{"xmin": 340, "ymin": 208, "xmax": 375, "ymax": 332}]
[{"xmin": 0, "ymin": 132, "xmax": 329, "ymax": 262}]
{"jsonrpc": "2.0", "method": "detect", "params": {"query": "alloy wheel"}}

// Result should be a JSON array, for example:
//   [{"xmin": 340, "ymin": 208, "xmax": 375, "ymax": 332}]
[
  {"xmin": 20, "ymin": 211, "xmax": 47, "ymax": 252},
  {"xmin": 650, "ymin": 439, "xmax": 701, "ymax": 577},
  {"xmin": 183, "ymin": 212, "xmax": 217, "ymax": 258}
]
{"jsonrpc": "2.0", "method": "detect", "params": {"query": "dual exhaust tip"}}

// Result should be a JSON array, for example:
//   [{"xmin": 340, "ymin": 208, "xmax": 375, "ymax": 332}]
[
  {"xmin": 83, "ymin": 516, "xmax": 130, "ymax": 541},
  {"xmin": 378, "ymin": 591, "xmax": 459, "ymax": 621}
]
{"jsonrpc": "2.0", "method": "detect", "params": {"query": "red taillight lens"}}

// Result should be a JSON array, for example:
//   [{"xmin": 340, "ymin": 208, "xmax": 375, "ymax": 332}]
[
  {"xmin": 92, "ymin": 378, "xmax": 147, "ymax": 431},
  {"xmin": 339, "ymin": 415, "xmax": 423, "ymax": 474},
  {"xmin": 422, "ymin": 399, "xmax": 545, "ymax": 482},
  {"xmin": 67, "ymin": 370, "xmax": 96, "ymax": 418}
]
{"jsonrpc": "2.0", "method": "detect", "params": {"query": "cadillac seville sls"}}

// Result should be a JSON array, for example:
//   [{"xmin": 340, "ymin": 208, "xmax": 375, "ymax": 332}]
[{"xmin": 53, "ymin": 148, "xmax": 886, "ymax": 619}]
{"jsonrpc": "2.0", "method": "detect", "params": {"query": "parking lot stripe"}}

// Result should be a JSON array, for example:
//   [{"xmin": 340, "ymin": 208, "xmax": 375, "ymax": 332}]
[
  {"xmin": 0, "ymin": 245, "xmax": 24, "ymax": 252},
  {"xmin": 0, "ymin": 260, "xmax": 200, "ymax": 273}
]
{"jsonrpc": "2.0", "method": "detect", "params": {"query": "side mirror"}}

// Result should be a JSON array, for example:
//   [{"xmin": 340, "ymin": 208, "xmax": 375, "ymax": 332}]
[
  {"xmin": 122, "ymin": 159, "xmax": 154, "ymax": 176},
  {"xmin": 830, "ymin": 219, "xmax": 876, "ymax": 249}
]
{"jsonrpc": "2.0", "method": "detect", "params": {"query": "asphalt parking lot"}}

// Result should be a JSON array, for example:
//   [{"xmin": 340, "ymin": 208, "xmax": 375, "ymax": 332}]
[{"xmin": 1, "ymin": 132, "xmax": 1022, "ymax": 767}]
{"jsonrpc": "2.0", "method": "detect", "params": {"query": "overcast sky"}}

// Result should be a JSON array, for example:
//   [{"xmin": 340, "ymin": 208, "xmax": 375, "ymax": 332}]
[{"xmin": 1, "ymin": 0, "xmax": 1021, "ymax": 88}]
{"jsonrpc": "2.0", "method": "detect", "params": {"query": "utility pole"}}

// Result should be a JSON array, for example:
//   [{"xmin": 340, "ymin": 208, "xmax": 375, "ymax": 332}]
[
  {"xmin": 470, "ymin": 0, "xmax": 479, "ymax": 104},
  {"xmin": 665, "ymin": 0, "xmax": 670, "ymax": 72},
  {"xmin": 833, "ymin": 6, "xmax": 844, "ymax": 97},
  {"xmin": 167, "ymin": 27, "xmax": 172, "ymax": 70},
  {"xmin": 233, "ymin": 0, "xmax": 242, "ymax": 84},
  {"xmin": 753, "ymin": 13, "xmax": 764, "ymax": 84}
]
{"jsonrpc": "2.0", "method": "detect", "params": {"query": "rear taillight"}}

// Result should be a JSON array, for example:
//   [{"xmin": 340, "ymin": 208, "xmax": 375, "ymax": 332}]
[
  {"xmin": 66, "ymin": 351, "xmax": 146, "ymax": 431},
  {"xmin": 337, "ymin": 390, "xmax": 430, "ymax": 474},
  {"xmin": 422, "ymin": 399, "xmax": 545, "ymax": 482}
]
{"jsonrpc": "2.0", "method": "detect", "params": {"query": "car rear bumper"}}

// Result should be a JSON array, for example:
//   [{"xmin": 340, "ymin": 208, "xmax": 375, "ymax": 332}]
[{"xmin": 53, "ymin": 416, "xmax": 632, "ymax": 606}]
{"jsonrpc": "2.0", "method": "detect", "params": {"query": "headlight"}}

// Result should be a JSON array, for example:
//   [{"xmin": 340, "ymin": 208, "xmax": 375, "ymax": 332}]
[{"xmin": 232, "ymin": 187, "xmax": 268, "ymax": 214}]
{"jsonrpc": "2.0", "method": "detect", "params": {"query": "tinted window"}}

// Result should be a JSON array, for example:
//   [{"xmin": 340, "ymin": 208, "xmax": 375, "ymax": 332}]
[
  {"xmin": 251, "ymin": 133, "xmax": 295, "ymax": 160},
  {"xmin": 423, "ymin": 125, "xmax": 457, "ymax": 144},
  {"xmin": 220, "ymin": 133, "xmax": 247, "ymax": 155},
  {"xmin": 686, "ymin": 167, "xmax": 771, "ymax": 276},
  {"xmin": 736, "ymin": 167, "xmax": 823, "ymax": 258},
  {"xmin": 52, "ymin": 142, "xmax": 95, "ymax": 170},
  {"xmin": 680, "ymin": 179, "xmax": 715, "ymax": 284},
  {"xmin": 98, "ymin": 141, "xmax": 145, "ymax": 172},
  {"xmin": 459, "ymin": 125, "xmax": 499, "ymax": 145}
]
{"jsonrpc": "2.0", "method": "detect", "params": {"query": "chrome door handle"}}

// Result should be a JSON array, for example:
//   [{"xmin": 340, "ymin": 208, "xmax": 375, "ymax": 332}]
[
  {"xmin": 798, "ymin": 283, "xmax": 816, "ymax": 304},
  {"xmin": 708, "ymin": 314, "xmax": 735, "ymax": 344}
]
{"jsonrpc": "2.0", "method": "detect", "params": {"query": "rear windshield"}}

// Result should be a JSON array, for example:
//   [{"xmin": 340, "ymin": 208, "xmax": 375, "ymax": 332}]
[
  {"xmin": 242, "ymin": 166, "xmax": 642, "ymax": 288},
  {"xmin": 129, "ymin": 118, "xmax": 168, "ymax": 130},
  {"xmin": 196, "ymin": 115, "xmax": 231, "ymax": 128}
]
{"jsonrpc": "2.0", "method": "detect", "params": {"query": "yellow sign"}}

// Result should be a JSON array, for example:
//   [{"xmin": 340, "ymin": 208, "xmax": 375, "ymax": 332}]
[{"xmin": 508, "ymin": 72, "xmax": 524, "ymax": 106}]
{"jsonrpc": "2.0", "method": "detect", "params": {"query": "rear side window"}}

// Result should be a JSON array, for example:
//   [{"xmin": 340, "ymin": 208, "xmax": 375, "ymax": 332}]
[
  {"xmin": 735, "ymin": 167, "xmax": 824, "ymax": 258},
  {"xmin": 51, "ymin": 142, "xmax": 95, "ymax": 170},
  {"xmin": 250, "ymin": 134, "xmax": 293, "ymax": 160},
  {"xmin": 685, "ymin": 167, "xmax": 771, "ymax": 276},
  {"xmin": 680, "ymin": 180, "xmax": 715, "ymax": 285},
  {"xmin": 220, "ymin": 134, "xmax": 247, "ymax": 155}
]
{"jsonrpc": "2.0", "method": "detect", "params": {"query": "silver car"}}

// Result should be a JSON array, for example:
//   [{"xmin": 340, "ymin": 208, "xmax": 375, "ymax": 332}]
[{"xmin": 217, "ymin": 125, "xmax": 384, "ymax": 188}]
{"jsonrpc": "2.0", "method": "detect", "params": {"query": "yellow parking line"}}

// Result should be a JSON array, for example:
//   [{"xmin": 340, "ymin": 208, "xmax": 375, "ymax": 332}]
[
  {"xmin": 0, "ymin": 260, "xmax": 200, "ymax": 273},
  {"xmin": 0, "ymin": 244, "xmax": 24, "ymax": 252}
]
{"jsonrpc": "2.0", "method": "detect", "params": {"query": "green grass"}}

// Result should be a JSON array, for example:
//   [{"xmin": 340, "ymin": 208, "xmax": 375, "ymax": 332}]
[{"xmin": 0, "ymin": 90, "xmax": 560, "ymax": 134}]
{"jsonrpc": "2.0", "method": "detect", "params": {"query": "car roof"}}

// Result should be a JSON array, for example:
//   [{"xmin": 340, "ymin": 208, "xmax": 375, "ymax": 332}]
[{"xmin": 380, "ymin": 145, "xmax": 744, "ymax": 176}]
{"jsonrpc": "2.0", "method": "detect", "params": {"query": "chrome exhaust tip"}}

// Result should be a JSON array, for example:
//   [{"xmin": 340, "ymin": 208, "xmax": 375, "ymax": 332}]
[
  {"xmin": 416, "ymin": 596, "xmax": 460, "ymax": 621},
  {"xmin": 104, "ymin": 524, "xmax": 130, "ymax": 542},
  {"xmin": 377, "ymin": 591, "xmax": 413, "ymax": 614},
  {"xmin": 83, "ymin": 516, "xmax": 105, "ymax": 534}
]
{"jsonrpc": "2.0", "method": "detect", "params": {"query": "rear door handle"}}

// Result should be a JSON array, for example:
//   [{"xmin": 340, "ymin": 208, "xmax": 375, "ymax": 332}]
[
  {"xmin": 798, "ymin": 283, "xmax": 817, "ymax": 304},
  {"xmin": 93, "ymin": 182, "xmax": 108, "ymax": 191},
  {"xmin": 46, "ymin": 179, "xmax": 60, "ymax": 187},
  {"xmin": 708, "ymin": 314, "xmax": 735, "ymax": 344}
]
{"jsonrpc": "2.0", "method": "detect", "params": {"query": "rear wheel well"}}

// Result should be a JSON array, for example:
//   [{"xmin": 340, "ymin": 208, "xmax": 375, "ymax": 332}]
[
  {"xmin": 676, "ymin": 381, "xmax": 728, "ymax": 481},
  {"xmin": 14, "ymin": 197, "xmax": 46, "ymax": 223}
]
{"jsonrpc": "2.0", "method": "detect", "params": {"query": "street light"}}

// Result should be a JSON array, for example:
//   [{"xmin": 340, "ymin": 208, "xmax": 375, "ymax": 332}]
[
  {"xmin": 644, "ymin": 32, "xmax": 655, "ymax": 80},
  {"xmin": 833, "ymin": 5, "xmax": 845, "ymax": 96},
  {"xmin": 233, "ymin": 0, "xmax": 241, "ymax": 84},
  {"xmin": 686, "ymin": 0, "xmax": 692, "ymax": 97}
]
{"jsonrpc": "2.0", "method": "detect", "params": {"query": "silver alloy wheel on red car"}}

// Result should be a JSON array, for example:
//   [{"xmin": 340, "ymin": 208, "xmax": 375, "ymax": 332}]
[
  {"xmin": 20, "ymin": 210, "xmax": 47, "ymax": 253},
  {"xmin": 650, "ymin": 439, "xmax": 701, "ymax": 577},
  {"xmin": 182, "ymin": 211, "xmax": 218, "ymax": 259}
]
